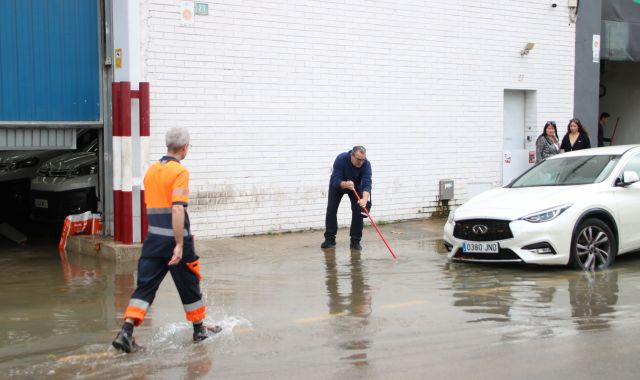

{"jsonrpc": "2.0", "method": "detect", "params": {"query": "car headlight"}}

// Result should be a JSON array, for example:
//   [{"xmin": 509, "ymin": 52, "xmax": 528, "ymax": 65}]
[
  {"xmin": 519, "ymin": 204, "xmax": 572, "ymax": 223},
  {"xmin": 70, "ymin": 163, "xmax": 97, "ymax": 177},
  {"xmin": 447, "ymin": 210, "xmax": 456, "ymax": 225}
]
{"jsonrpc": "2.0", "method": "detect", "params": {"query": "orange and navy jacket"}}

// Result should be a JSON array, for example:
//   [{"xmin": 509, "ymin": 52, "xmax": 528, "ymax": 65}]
[{"xmin": 141, "ymin": 156, "xmax": 192, "ymax": 257}]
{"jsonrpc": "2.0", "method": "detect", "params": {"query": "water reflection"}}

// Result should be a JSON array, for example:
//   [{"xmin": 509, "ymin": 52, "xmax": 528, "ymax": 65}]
[
  {"xmin": 1, "ymin": 248, "xmax": 112, "ymax": 347},
  {"xmin": 324, "ymin": 250, "xmax": 371, "ymax": 367},
  {"xmin": 58, "ymin": 249, "xmax": 100, "ymax": 285},
  {"xmin": 444, "ymin": 263, "xmax": 620, "ymax": 338},
  {"xmin": 444, "ymin": 263, "xmax": 516, "ymax": 323},
  {"xmin": 185, "ymin": 345, "xmax": 214, "ymax": 379},
  {"xmin": 570, "ymin": 271, "xmax": 619, "ymax": 331},
  {"xmin": 132, "ymin": 344, "xmax": 214, "ymax": 380},
  {"xmin": 42, "ymin": 342, "xmax": 214, "ymax": 380},
  {"xmin": 113, "ymin": 262, "xmax": 137, "ymax": 326},
  {"xmin": 58, "ymin": 249, "xmax": 139, "ymax": 326}
]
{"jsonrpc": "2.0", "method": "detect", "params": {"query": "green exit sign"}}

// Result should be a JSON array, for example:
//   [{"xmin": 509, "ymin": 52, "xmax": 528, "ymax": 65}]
[{"xmin": 195, "ymin": 2, "xmax": 208, "ymax": 15}]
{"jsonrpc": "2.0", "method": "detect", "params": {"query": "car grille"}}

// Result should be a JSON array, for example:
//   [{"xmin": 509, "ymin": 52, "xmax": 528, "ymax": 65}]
[
  {"xmin": 453, "ymin": 219, "xmax": 513, "ymax": 241},
  {"xmin": 452, "ymin": 248, "xmax": 522, "ymax": 262},
  {"xmin": 30, "ymin": 189, "xmax": 97, "ymax": 222}
]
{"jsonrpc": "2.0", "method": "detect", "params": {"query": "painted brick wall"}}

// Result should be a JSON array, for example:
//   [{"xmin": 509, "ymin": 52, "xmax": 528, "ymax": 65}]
[{"xmin": 140, "ymin": 0, "xmax": 576, "ymax": 238}]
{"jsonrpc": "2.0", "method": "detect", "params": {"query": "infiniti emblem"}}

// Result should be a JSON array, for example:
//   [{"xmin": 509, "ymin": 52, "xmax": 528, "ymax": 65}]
[{"xmin": 472, "ymin": 224, "xmax": 489, "ymax": 235}]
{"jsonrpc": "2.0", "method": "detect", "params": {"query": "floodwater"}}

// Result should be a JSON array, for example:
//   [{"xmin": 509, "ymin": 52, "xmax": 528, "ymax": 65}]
[{"xmin": 3, "ymin": 219, "xmax": 640, "ymax": 379}]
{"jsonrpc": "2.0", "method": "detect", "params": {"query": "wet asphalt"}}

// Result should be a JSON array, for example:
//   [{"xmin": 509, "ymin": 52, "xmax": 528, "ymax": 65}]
[{"xmin": 2, "ymin": 218, "xmax": 640, "ymax": 379}]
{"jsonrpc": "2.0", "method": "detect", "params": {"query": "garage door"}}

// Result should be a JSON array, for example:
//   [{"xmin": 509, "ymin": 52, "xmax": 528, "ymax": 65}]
[{"xmin": 0, "ymin": 0, "xmax": 101, "ymax": 149}]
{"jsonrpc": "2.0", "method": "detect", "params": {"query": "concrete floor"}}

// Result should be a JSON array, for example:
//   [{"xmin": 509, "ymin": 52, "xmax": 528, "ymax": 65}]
[{"xmin": 3, "ymin": 218, "xmax": 640, "ymax": 379}]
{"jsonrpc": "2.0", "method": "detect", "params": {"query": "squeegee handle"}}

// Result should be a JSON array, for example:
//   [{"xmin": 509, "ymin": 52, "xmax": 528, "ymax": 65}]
[{"xmin": 352, "ymin": 190, "xmax": 397, "ymax": 259}]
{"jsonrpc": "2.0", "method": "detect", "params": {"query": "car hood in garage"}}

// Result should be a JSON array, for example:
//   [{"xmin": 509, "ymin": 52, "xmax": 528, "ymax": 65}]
[{"xmin": 38, "ymin": 152, "xmax": 97, "ymax": 172}]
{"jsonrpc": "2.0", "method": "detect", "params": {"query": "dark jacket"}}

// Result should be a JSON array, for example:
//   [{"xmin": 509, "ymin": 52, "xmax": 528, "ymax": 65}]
[
  {"xmin": 329, "ymin": 151, "xmax": 372, "ymax": 193},
  {"xmin": 535, "ymin": 135, "xmax": 560, "ymax": 162},
  {"xmin": 597, "ymin": 123, "xmax": 611, "ymax": 147},
  {"xmin": 561, "ymin": 132, "xmax": 591, "ymax": 152}
]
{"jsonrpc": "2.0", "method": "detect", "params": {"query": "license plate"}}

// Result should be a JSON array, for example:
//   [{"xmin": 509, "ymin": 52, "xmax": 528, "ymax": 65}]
[
  {"xmin": 462, "ymin": 241, "xmax": 499, "ymax": 253},
  {"xmin": 34, "ymin": 198, "xmax": 48, "ymax": 208}
]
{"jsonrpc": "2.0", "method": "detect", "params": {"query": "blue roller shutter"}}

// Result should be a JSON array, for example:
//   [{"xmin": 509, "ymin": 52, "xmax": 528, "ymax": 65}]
[{"xmin": 0, "ymin": 0, "xmax": 100, "ymax": 122}]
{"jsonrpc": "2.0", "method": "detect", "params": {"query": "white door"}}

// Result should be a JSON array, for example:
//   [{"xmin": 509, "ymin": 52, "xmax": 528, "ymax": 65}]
[
  {"xmin": 613, "ymin": 154, "xmax": 640, "ymax": 252},
  {"xmin": 503, "ymin": 90, "xmax": 530, "ymax": 185}
]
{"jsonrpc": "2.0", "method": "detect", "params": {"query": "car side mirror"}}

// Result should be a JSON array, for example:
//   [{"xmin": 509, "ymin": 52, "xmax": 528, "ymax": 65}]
[{"xmin": 618, "ymin": 170, "xmax": 640, "ymax": 187}]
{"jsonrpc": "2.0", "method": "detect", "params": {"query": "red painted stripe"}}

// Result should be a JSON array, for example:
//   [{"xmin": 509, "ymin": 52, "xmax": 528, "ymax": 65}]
[
  {"xmin": 113, "ymin": 83, "xmax": 122, "ymax": 242},
  {"xmin": 139, "ymin": 83, "xmax": 150, "ymax": 137},
  {"xmin": 113, "ymin": 82, "xmax": 150, "ymax": 244},
  {"xmin": 139, "ymin": 82, "xmax": 150, "ymax": 242},
  {"xmin": 112, "ymin": 82, "xmax": 121, "ymax": 136},
  {"xmin": 120, "ymin": 81, "xmax": 131, "ymax": 137},
  {"xmin": 141, "ymin": 190, "xmax": 148, "ymax": 241},
  {"xmin": 114, "ymin": 82, "xmax": 133, "ymax": 244}
]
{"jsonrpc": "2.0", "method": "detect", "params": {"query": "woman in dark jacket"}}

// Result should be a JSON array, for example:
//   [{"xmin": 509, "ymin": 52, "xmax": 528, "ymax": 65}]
[
  {"xmin": 560, "ymin": 118, "xmax": 591, "ymax": 152},
  {"xmin": 535, "ymin": 121, "xmax": 560, "ymax": 162}
]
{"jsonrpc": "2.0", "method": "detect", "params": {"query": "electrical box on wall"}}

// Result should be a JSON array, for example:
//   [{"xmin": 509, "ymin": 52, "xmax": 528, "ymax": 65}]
[
  {"xmin": 439, "ymin": 180, "xmax": 454, "ymax": 201},
  {"xmin": 568, "ymin": 0, "xmax": 577, "ymax": 7}
]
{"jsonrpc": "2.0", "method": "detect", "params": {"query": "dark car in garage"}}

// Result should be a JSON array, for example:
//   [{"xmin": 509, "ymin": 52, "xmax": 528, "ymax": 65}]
[{"xmin": 30, "ymin": 130, "xmax": 100, "ymax": 222}]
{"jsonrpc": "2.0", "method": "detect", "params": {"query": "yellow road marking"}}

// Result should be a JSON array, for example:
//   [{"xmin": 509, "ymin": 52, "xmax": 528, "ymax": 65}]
[
  {"xmin": 464, "ymin": 286, "xmax": 511, "ymax": 296},
  {"xmin": 293, "ymin": 311, "xmax": 348, "ymax": 324},
  {"xmin": 232, "ymin": 326, "xmax": 255, "ymax": 334},
  {"xmin": 295, "ymin": 300, "xmax": 426, "ymax": 324},
  {"xmin": 53, "ymin": 351, "xmax": 118, "ymax": 363},
  {"xmin": 381, "ymin": 300, "xmax": 426, "ymax": 309}
]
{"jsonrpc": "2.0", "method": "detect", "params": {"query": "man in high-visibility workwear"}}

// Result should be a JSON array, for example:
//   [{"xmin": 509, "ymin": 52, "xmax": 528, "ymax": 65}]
[{"xmin": 112, "ymin": 127, "xmax": 219, "ymax": 353}]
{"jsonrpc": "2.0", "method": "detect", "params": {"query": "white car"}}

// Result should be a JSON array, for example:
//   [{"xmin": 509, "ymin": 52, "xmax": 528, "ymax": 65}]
[{"xmin": 443, "ymin": 145, "xmax": 640, "ymax": 270}]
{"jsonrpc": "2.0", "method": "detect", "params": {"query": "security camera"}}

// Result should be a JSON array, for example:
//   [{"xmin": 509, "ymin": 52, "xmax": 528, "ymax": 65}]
[{"xmin": 551, "ymin": 3, "xmax": 557, "ymax": 7}]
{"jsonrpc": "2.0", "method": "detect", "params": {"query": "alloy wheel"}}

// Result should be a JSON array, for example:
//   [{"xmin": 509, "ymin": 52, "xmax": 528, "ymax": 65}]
[{"xmin": 575, "ymin": 225, "xmax": 611, "ymax": 271}]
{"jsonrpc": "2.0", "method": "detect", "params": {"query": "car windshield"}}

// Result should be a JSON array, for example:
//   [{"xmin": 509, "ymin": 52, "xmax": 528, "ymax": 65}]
[
  {"xmin": 76, "ymin": 129, "xmax": 99, "ymax": 152},
  {"xmin": 510, "ymin": 154, "xmax": 620, "ymax": 188}
]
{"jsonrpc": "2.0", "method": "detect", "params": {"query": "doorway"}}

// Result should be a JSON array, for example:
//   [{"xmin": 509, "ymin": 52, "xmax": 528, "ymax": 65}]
[
  {"xmin": 502, "ymin": 90, "xmax": 537, "ymax": 185},
  {"xmin": 599, "ymin": 61, "xmax": 640, "ymax": 144}
]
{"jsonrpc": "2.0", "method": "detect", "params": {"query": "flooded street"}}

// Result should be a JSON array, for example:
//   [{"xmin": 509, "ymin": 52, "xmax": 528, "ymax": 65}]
[{"xmin": 3, "ymin": 219, "xmax": 640, "ymax": 379}]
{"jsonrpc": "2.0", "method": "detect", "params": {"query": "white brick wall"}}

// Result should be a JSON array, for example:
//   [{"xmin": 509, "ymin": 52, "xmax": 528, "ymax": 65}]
[{"xmin": 139, "ymin": 0, "xmax": 576, "ymax": 238}]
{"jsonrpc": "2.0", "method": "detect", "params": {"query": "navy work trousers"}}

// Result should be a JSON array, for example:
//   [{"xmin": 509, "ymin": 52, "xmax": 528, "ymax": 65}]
[
  {"xmin": 324, "ymin": 186, "xmax": 364, "ymax": 243},
  {"xmin": 131, "ymin": 251, "xmax": 202, "ymax": 308}
]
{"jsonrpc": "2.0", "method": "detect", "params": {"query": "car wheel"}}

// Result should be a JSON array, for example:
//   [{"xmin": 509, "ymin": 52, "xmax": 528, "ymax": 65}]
[{"xmin": 570, "ymin": 218, "xmax": 616, "ymax": 271}]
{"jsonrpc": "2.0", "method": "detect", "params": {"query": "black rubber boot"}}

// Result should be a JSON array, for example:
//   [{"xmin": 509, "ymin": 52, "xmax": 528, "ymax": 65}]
[
  {"xmin": 112, "ymin": 322, "xmax": 141, "ymax": 353},
  {"xmin": 112, "ymin": 330, "xmax": 141, "ymax": 353},
  {"xmin": 321, "ymin": 239, "xmax": 336, "ymax": 249},
  {"xmin": 193, "ymin": 323, "xmax": 222, "ymax": 342}
]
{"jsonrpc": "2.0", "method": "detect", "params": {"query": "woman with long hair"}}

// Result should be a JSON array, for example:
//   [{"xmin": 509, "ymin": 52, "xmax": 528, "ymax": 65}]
[
  {"xmin": 560, "ymin": 118, "xmax": 591, "ymax": 152},
  {"xmin": 535, "ymin": 121, "xmax": 560, "ymax": 162}
]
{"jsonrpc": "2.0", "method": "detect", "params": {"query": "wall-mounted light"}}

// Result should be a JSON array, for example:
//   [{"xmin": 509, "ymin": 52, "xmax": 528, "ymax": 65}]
[
  {"xmin": 520, "ymin": 42, "xmax": 535, "ymax": 56},
  {"xmin": 568, "ymin": 0, "xmax": 578, "ymax": 23}
]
